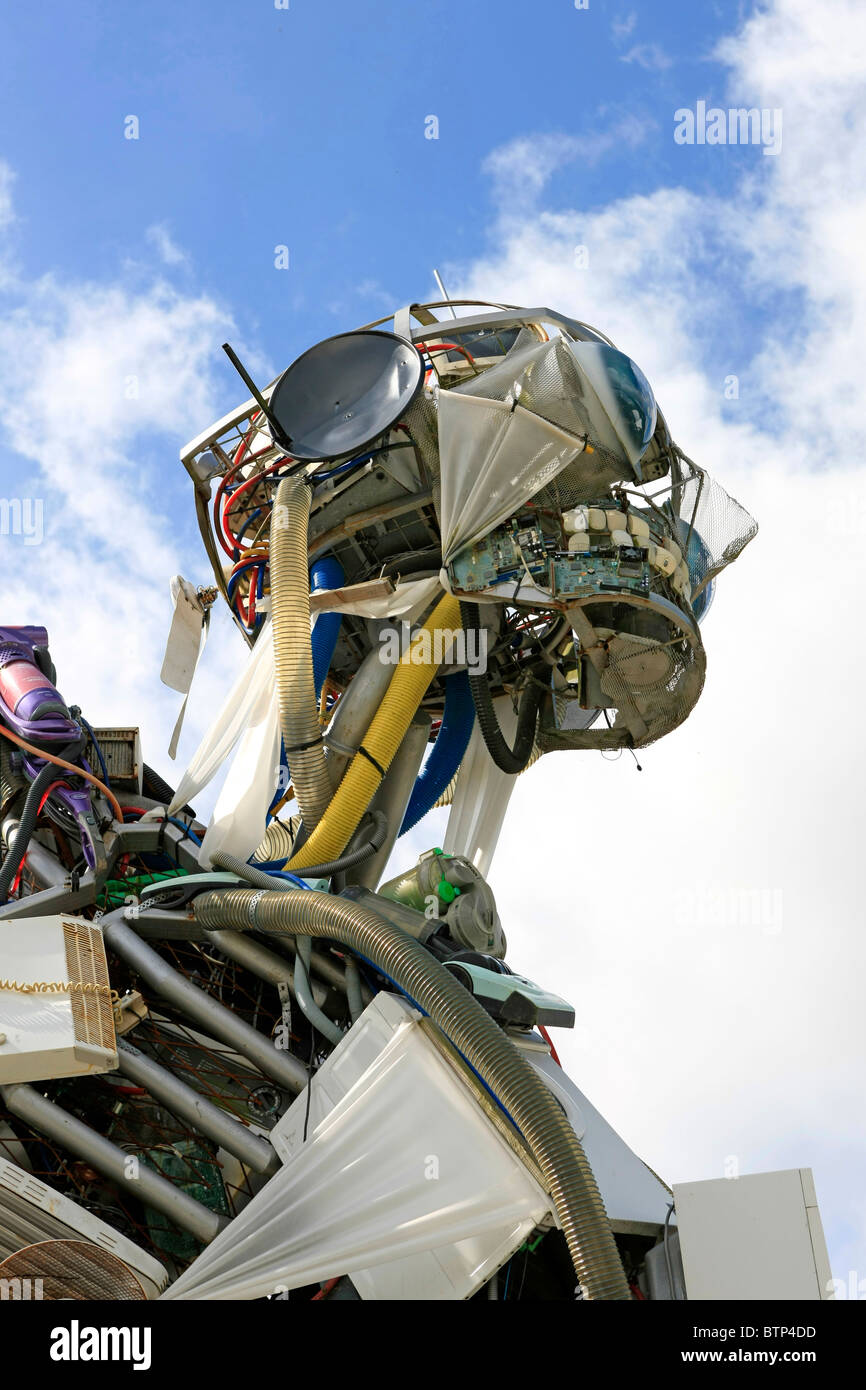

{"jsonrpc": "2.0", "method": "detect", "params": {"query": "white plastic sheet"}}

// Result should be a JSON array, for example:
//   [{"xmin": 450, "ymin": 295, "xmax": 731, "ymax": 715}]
[
  {"xmin": 437, "ymin": 389, "xmax": 586, "ymax": 566},
  {"xmin": 160, "ymin": 577, "xmax": 210, "ymax": 759},
  {"xmin": 443, "ymin": 696, "xmax": 522, "ymax": 878},
  {"xmin": 163, "ymin": 994, "xmax": 550, "ymax": 1301},
  {"xmin": 166, "ymin": 577, "xmax": 442, "ymax": 865}
]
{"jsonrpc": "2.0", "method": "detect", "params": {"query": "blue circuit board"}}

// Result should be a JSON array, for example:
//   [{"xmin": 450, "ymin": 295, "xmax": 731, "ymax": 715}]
[{"xmin": 449, "ymin": 520, "xmax": 651, "ymax": 600}]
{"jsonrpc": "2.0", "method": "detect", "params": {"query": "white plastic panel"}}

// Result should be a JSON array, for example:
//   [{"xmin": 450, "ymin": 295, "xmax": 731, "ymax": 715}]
[{"xmin": 673, "ymin": 1169, "xmax": 833, "ymax": 1300}]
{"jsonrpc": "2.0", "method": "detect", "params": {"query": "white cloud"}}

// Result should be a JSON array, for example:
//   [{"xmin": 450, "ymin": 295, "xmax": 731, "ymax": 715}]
[
  {"xmin": 0, "ymin": 161, "xmax": 14, "ymax": 229},
  {"xmin": 442, "ymin": 0, "xmax": 866, "ymax": 1277},
  {"xmin": 612, "ymin": 11, "xmax": 638, "ymax": 42},
  {"xmin": 0, "ymin": 202, "xmax": 240, "ymax": 777},
  {"xmin": 145, "ymin": 222, "xmax": 190, "ymax": 267},
  {"xmin": 620, "ymin": 42, "xmax": 673, "ymax": 71},
  {"xmin": 482, "ymin": 116, "xmax": 652, "ymax": 210}
]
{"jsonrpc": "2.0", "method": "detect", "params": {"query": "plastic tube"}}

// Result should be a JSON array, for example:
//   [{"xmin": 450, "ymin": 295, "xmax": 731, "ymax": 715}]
[
  {"xmin": 270, "ymin": 476, "xmax": 332, "ymax": 830},
  {"xmin": 116, "ymin": 1040, "xmax": 279, "ymax": 1175},
  {"xmin": 294, "ymin": 936, "xmax": 343, "ymax": 1046},
  {"xmin": 310, "ymin": 555, "xmax": 345, "ymax": 698},
  {"xmin": 0, "ymin": 760, "xmax": 60, "ymax": 903},
  {"xmin": 284, "ymin": 592, "xmax": 462, "ymax": 873},
  {"xmin": 234, "ymin": 813, "xmax": 388, "ymax": 879},
  {"xmin": 400, "ymin": 670, "xmax": 474, "ymax": 835},
  {"xmin": 0, "ymin": 1083, "xmax": 227, "ymax": 1244},
  {"xmin": 343, "ymin": 957, "xmax": 364, "ymax": 1023},
  {"xmin": 193, "ymin": 887, "xmax": 630, "ymax": 1301},
  {"xmin": 459, "ymin": 602, "xmax": 542, "ymax": 775}
]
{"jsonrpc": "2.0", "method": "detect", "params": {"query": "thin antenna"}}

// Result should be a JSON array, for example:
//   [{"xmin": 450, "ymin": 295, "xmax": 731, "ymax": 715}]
[
  {"xmin": 433, "ymin": 268, "xmax": 458, "ymax": 320},
  {"xmin": 221, "ymin": 342, "xmax": 290, "ymax": 447}
]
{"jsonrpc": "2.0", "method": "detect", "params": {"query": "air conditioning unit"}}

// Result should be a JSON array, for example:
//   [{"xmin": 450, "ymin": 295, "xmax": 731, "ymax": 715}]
[
  {"xmin": 0, "ymin": 917, "xmax": 118, "ymax": 1083},
  {"xmin": 0, "ymin": 1156, "xmax": 168, "ymax": 1298}
]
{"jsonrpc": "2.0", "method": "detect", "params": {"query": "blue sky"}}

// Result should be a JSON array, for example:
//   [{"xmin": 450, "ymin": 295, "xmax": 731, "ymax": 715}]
[
  {"xmin": 1, "ymin": 0, "xmax": 752, "ymax": 375},
  {"xmin": 0, "ymin": 0, "xmax": 864, "ymax": 1291}
]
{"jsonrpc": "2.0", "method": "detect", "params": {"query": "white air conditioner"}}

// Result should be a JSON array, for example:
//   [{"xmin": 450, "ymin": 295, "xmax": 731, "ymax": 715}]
[
  {"xmin": 0, "ymin": 916, "xmax": 118, "ymax": 1083},
  {"xmin": 0, "ymin": 1155, "xmax": 168, "ymax": 1298}
]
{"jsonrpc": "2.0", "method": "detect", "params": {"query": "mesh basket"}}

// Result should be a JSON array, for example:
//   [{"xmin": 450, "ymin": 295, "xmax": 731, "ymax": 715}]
[
  {"xmin": 539, "ymin": 619, "xmax": 706, "ymax": 752},
  {"xmin": 672, "ymin": 456, "xmax": 758, "ymax": 598}
]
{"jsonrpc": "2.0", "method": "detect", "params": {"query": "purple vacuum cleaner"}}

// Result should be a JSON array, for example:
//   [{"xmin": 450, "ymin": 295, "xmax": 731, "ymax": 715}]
[{"xmin": 0, "ymin": 626, "xmax": 106, "ymax": 871}]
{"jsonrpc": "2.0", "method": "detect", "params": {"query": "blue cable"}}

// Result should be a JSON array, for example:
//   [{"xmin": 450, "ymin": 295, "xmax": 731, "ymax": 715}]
[
  {"xmin": 400, "ymin": 670, "xmax": 475, "ymax": 835},
  {"xmin": 255, "ymin": 868, "xmax": 312, "ymax": 889},
  {"xmin": 79, "ymin": 716, "xmax": 112, "ymax": 789},
  {"xmin": 235, "ymin": 507, "xmax": 263, "ymax": 543},
  {"xmin": 166, "ymin": 816, "xmax": 202, "ymax": 846}
]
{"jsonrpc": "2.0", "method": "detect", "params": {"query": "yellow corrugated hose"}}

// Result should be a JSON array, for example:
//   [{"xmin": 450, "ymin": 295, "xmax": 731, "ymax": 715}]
[{"xmin": 285, "ymin": 592, "xmax": 460, "ymax": 871}]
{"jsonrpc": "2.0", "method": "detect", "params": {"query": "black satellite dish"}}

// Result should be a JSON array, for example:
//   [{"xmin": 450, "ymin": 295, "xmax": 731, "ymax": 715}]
[{"xmin": 266, "ymin": 330, "xmax": 424, "ymax": 462}]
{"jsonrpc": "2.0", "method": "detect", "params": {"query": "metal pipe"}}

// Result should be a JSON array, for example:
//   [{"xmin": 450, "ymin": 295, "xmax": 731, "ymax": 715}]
[
  {"xmin": 323, "ymin": 644, "xmax": 396, "ymax": 789},
  {"xmin": 344, "ymin": 710, "xmax": 430, "ymax": 890},
  {"xmin": 116, "ymin": 1039, "xmax": 280, "ymax": 1176},
  {"xmin": 204, "ymin": 928, "xmax": 329, "ymax": 1008},
  {"xmin": 0, "ymin": 1083, "xmax": 227, "ymax": 1244},
  {"xmin": 102, "ymin": 912, "xmax": 308, "ymax": 1094}
]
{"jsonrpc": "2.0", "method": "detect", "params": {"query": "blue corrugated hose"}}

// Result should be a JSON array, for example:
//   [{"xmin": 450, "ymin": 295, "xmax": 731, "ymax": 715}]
[{"xmin": 399, "ymin": 669, "xmax": 475, "ymax": 835}]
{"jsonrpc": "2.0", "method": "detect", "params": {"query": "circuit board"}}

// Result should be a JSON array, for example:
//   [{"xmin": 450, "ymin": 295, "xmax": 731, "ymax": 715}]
[
  {"xmin": 448, "ymin": 521, "xmax": 549, "ymax": 593},
  {"xmin": 552, "ymin": 547, "xmax": 650, "ymax": 600},
  {"xmin": 448, "ymin": 519, "xmax": 651, "ymax": 600}
]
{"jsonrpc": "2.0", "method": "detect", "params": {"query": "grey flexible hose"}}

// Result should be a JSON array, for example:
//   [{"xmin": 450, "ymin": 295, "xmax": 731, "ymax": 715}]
[
  {"xmin": 343, "ymin": 957, "xmax": 364, "ymax": 1023},
  {"xmin": 0, "ymin": 760, "xmax": 61, "ymax": 902},
  {"xmin": 270, "ymin": 476, "xmax": 332, "ymax": 829},
  {"xmin": 193, "ymin": 887, "xmax": 630, "ymax": 1301},
  {"xmin": 294, "ymin": 936, "xmax": 343, "ymax": 1046},
  {"xmin": 251, "ymin": 811, "xmax": 388, "ymax": 876}
]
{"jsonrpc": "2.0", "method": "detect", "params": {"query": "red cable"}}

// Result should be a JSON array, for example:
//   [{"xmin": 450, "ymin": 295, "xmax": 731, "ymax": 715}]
[
  {"xmin": 538, "ymin": 1024, "xmax": 561, "ymax": 1067},
  {"xmin": 221, "ymin": 457, "xmax": 290, "ymax": 551},
  {"xmin": 212, "ymin": 412, "xmax": 264, "ymax": 556},
  {"xmin": 246, "ymin": 566, "xmax": 259, "ymax": 627},
  {"xmin": 311, "ymin": 1277, "xmax": 340, "ymax": 1301},
  {"xmin": 37, "ymin": 779, "xmax": 70, "ymax": 814},
  {"xmin": 415, "ymin": 341, "xmax": 477, "ymax": 366}
]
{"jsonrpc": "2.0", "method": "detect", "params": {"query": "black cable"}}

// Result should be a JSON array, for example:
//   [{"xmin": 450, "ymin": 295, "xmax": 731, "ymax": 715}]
[
  {"xmin": 0, "ymin": 760, "xmax": 60, "ymax": 902},
  {"xmin": 295, "ymin": 810, "xmax": 389, "ymax": 879},
  {"xmin": 459, "ymin": 601, "xmax": 543, "ymax": 775},
  {"xmin": 302, "ymin": 1032, "xmax": 316, "ymax": 1143}
]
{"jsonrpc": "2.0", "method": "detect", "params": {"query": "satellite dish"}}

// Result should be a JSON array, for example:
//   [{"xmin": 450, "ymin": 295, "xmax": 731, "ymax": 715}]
[{"xmin": 267, "ymin": 330, "xmax": 424, "ymax": 462}]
